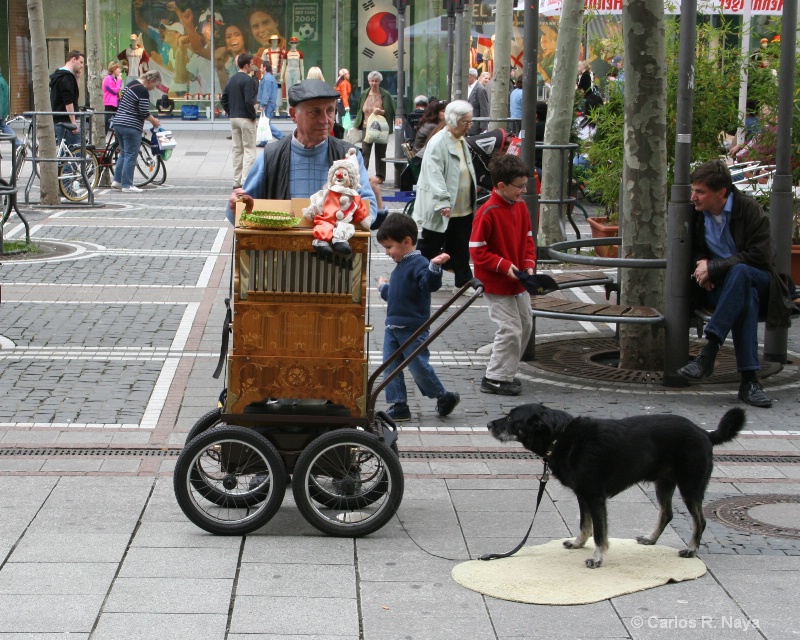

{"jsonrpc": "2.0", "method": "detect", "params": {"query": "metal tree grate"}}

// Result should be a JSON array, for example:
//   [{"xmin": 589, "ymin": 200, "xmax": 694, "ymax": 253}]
[
  {"xmin": 705, "ymin": 494, "xmax": 800, "ymax": 540},
  {"xmin": 529, "ymin": 337, "xmax": 784, "ymax": 384}
]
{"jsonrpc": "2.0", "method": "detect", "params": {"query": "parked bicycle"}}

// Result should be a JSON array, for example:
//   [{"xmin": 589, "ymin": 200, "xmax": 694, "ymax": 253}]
[
  {"xmin": 6, "ymin": 115, "xmax": 98, "ymax": 202},
  {"xmin": 7, "ymin": 115, "xmax": 163, "ymax": 200}
]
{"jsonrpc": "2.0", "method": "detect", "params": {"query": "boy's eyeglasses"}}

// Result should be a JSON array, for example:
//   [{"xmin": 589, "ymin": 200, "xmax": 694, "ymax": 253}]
[{"xmin": 509, "ymin": 181, "xmax": 528, "ymax": 190}]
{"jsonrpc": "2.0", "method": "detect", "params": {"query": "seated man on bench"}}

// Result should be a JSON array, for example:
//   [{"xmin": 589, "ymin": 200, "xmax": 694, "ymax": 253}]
[{"xmin": 677, "ymin": 159, "xmax": 791, "ymax": 408}]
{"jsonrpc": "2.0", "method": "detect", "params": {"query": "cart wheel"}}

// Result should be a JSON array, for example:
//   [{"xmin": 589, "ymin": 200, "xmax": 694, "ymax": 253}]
[
  {"xmin": 292, "ymin": 429, "xmax": 404, "ymax": 537},
  {"xmin": 184, "ymin": 408, "xmax": 223, "ymax": 444},
  {"xmin": 174, "ymin": 425, "xmax": 286, "ymax": 535}
]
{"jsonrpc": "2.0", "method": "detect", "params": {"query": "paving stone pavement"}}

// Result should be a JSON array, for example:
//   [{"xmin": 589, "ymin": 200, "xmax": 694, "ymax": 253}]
[{"xmin": 0, "ymin": 130, "xmax": 799, "ymax": 638}]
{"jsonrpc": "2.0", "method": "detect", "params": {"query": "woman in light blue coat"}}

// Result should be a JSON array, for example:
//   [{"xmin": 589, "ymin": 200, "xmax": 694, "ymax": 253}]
[{"xmin": 413, "ymin": 100, "xmax": 478, "ymax": 293}]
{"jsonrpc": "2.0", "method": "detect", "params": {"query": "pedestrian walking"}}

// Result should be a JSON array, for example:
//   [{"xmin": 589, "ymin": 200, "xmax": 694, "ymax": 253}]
[
  {"xmin": 353, "ymin": 70, "xmax": 395, "ymax": 183},
  {"xmin": 221, "ymin": 53, "xmax": 258, "ymax": 189},
  {"xmin": 412, "ymin": 100, "xmax": 478, "ymax": 296},
  {"xmin": 257, "ymin": 59, "xmax": 284, "ymax": 144},
  {"xmin": 376, "ymin": 213, "xmax": 461, "ymax": 422},
  {"xmin": 469, "ymin": 154, "xmax": 536, "ymax": 396}
]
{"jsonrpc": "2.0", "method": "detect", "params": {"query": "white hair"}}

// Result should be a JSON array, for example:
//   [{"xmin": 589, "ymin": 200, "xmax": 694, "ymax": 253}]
[
  {"xmin": 368, "ymin": 70, "xmax": 383, "ymax": 82},
  {"xmin": 444, "ymin": 100, "xmax": 473, "ymax": 128},
  {"xmin": 468, "ymin": 67, "xmax": 479, "ymax": 78}
]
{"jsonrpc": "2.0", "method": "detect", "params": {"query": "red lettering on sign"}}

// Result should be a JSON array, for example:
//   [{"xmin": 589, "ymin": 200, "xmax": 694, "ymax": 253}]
[
  {"xmin": 720, "ymin": 0, "xmax": 745, "ymax": 12},
  {"xmin": 585, "ymin": 0, "xmax": 622, "ymax": 9},
  {"xmin": 752, "ymin": 0, "xmax": 783, "ymax": 10}
]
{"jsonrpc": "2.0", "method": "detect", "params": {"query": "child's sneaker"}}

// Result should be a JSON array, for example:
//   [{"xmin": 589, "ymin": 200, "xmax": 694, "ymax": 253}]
[
  {"xmin": 436, "ymin": 391, "xmax": 460, "ymax": 417},
  {"xmin": 386, "ymin": 403, "xmax": 411, "ymax": 422},
  {"xmin": 480, "ymin": 377, "xmax": 522, "ymax": 396}
]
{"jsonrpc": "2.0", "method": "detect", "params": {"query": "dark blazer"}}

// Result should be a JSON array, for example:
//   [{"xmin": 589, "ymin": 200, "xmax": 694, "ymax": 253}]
[
  {"xmin": 691, "ymin": 186, "xmax": 791, "ymax": 329},
  {"xmin": 467, "ymin": 81, "xmax": 489, "ymax": 136}
]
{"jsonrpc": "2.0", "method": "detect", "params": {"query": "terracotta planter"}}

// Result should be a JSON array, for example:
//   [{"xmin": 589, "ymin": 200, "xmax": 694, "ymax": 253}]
[
  {"xmin": 586, "ymin": 217, "xmax": 619, "ymax": 258},
  {"xmin": 791, "ymin": 244, "xmax": 800, "ymax": 285}
]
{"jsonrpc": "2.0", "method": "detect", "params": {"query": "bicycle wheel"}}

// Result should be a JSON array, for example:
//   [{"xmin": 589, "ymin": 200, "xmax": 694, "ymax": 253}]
[
  {"xmin": 173, "ymin": 424, "xmax": 287, "ymax": 535},
  {"xmin": 58, "ymin": 151, "xmax": 99, "ymax": 202},
  {"xmin": 13, "ymin": 145, "xmax": 27, "ymax": 185},
  {"xmin": 152, "ymin": 157, "xmax": 167, "ymax": 185},
  {"xmin": 133, "ymin": 140, "xmax": 159, "ymax": 187},
  {"xmin": 292, "ymin": 429, "xmax": 403, "ymax": 537}
]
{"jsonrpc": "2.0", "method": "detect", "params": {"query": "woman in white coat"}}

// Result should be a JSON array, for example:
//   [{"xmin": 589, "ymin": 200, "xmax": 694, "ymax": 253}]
[{"xmin": 412, "ymin": 100, "xmax": 478, "ymax": 294}]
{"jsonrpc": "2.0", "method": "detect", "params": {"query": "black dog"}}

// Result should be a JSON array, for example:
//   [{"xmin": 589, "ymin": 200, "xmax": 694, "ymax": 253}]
[{"xmin": 488, "ymin": 403, "xmax": 745, "ymax": 568}]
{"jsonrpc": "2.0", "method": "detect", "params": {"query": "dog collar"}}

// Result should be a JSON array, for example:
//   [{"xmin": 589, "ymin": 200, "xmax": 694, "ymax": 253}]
[{"xmin": 545, "ymin": 438, "xmax": 558, "ymax": 460}]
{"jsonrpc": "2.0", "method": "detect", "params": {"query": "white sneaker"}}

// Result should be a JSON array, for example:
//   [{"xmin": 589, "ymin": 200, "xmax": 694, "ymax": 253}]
[
  {"xmin": 111, "ymin": 181, "xmax": 122, "ymax": 190},
  {"xmin": 121, "ymin": 185, "xmax": 143, "ymax": 193}
]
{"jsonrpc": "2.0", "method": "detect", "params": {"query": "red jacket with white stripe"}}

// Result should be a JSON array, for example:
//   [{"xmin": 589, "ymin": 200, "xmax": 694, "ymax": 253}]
[{"xmin": 469, "ymin": 189, "xmax": 537, "ymax": 296}]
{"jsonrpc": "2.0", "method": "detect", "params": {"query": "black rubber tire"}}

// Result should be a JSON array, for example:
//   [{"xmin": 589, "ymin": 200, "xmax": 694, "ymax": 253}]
[
  {"xmin": 152, "ymin": 157, "xmax": 167, "ymax": 185},
  {"xmin": 185, "ymin": 408, "xmax": 223, "ymax": 444},
  {"xmin": 402, "ymin": 198, "xmax": 415, "ymax": 217},
  {"xmin": 173, "ymin": 425, "xmax": 287, "ymax": 535},
  {"xmin": 133, "ymin": 140, "xmax": 159, "ymax": 186},
  {"xmin": 292, "ymin": 429, "xmax": 403, "ymax": 537}
]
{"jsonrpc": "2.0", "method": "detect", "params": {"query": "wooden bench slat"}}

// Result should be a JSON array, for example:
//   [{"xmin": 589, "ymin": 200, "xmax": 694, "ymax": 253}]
[
  {"xmin": 531, "ymin": 298, "xmax": 664, "ymax": 324},
  {"xmin": 543, "ymin": 271, "xmax": 614, "ymax": 290}
]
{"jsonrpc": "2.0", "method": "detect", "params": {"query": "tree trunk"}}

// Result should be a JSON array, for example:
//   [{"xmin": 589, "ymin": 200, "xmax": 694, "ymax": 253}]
[
  {"xmin": 539, "ymin": 0, "xmax": 583, "ymax": 246},
  {"xmin": 26, "ymin": 0, "xmax": 60, "ymax": 205},
  {"xmin": 86, "ymin": 0, "xmax": 106, "ymax": 145},
  {"xmin": 490, "ymin": 0, "xmax": 512, "ymax": 129},
  {"xmin": 618, "ymin": 0, "xmax": 668, "ymax": 370}
]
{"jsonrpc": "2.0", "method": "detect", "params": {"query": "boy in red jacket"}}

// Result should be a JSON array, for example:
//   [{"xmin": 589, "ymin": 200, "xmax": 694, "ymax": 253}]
[{"xmin": 469, "ymin": 154, "xmax": 536, "ymax": 396}]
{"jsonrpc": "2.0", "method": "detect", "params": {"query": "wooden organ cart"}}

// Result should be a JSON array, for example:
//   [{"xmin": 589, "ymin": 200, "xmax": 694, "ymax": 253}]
[{"xmin": 173, "ymin": 199, "xmax": 482, "ymax": 538}]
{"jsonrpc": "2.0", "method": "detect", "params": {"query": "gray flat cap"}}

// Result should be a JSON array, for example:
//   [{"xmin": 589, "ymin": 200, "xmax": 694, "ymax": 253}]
[{"xmin": 288, "ymin": 79, "xmax": 341, "ymax": 107}]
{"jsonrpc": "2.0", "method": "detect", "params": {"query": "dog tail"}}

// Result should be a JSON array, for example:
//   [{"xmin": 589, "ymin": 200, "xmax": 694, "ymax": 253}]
[{"xmin": 707, "ymin": 408, "xmax": 746, "ymax": 445}]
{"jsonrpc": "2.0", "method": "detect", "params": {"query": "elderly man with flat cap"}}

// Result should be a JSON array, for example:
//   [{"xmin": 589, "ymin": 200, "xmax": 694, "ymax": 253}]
[{"xmin": 227, "ymin": 79, "xmax": 377, "ymax": 223}]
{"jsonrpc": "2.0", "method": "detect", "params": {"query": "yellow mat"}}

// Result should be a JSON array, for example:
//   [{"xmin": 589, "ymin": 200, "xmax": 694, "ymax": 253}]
[{"xmin": 452, "ymin": 538, "xmax": 706, "ymax": 605}]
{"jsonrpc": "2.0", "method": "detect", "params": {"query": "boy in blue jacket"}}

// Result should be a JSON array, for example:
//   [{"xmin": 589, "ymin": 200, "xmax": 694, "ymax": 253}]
[{"xmin": 376, "ymin": 213, "xmax": 461, "ymax": 422}]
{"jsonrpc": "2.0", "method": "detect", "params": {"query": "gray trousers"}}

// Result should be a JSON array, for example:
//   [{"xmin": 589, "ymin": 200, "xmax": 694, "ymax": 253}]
[{"xmin": 484, "ymin": 291, "xmax": 533, "ymax": 382}]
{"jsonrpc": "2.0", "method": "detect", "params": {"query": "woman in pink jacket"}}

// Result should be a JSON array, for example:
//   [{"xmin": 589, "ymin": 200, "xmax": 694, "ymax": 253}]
[{"xmin": 102, "ymin": 62, "xmax": 123, "ymax": 132}]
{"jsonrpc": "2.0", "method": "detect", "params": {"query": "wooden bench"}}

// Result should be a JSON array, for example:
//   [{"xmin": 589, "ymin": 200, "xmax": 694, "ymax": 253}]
[
  {"xmin": 530, "ymin": 296, "xmax": 664, "ymax": 324},
  {"xmin": 547, "ymin": 271, "xmax": 614, "ymax": 290}
]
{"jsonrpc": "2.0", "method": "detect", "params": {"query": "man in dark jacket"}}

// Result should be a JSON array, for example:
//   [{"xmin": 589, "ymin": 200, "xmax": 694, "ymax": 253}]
[
  {"xmin": 226, "ymin": 79, "xmax": 376, "ymax": 223},
  {"xmin": 221, "ymin": 53, "xmax": 258, "ymax": 189},
  {"xmin": 466, "ymin": 68, "xmax": 489, "ymax": 136},
  {"xmin": 49, "ymin": 50, "xmax": 84, "ymax": 146},
  {"xmin": 678, "ymin": 160, "xmax": 791, "ymax": 407}
]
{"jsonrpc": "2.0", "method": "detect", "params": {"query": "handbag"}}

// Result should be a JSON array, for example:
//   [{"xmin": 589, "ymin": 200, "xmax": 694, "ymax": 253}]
[
  {"xmin": 346, "ymin": 126, "xmax": 362, "ymax": 145},
  {"xmin": 363, "ymin": 113, "xmax": 390, "ymax": 145},
  {"xmin": 342, "ymin": 111, "xmax": 352, "ymax": 130},
  {"xmin": 154, "ymin": 129, "xmax": 177, "ymax": 151},
  {"xmin": 256, "ymin": 112, "xmax": 273, "ymax": 145}
]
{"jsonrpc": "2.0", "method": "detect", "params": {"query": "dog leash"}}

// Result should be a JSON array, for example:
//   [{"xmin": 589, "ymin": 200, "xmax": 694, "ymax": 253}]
[{"xmin": 479, "ymin": 459, "xmax": 550, "ymax": 561}]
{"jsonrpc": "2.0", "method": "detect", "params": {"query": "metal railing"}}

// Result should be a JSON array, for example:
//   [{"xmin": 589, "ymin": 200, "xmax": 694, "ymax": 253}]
[{"xmin": 21, "ymin": 110, "xmax": 97, "ymax": 206}]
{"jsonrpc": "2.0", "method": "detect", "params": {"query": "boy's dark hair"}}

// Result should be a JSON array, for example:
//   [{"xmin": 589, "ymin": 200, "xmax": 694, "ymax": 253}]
[
  {"xmin": 489, "ymin": 153, "xmax": 531, "ymax": 186},
  {"xmin": 689, "ymin": 159, "xmax": 732, "ymax": 195},
  {"xmin": 376, "ymin": 212, "xmax": 418, "ymax": 245}
]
